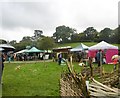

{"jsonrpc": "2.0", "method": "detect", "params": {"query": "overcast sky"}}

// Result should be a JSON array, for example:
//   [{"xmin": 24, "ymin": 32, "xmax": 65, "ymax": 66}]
[{"xmin": 0, "ymin": 0, "xmax": 119, "ymax": 42}]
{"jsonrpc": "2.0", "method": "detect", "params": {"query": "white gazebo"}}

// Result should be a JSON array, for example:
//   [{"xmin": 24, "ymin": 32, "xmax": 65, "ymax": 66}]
[
  {"xmin": 15, "ymin": 49, "xmax": 29, "ymax": 54},
  {"xmin": 0, "ymin": 44, "xmax": 15, "ymax": 51},
  {"xmin": 70, "ymin": 43, "xmax": 89, "ymax": 52},
  {"xmin": 89, "ymin": 41, "xmax": 118, "ymax": 50}
]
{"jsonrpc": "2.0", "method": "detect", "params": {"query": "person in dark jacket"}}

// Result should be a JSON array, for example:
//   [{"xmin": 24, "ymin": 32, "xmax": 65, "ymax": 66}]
[
  {"xmin": 96, "ymin": 49, "xmax": 102, "ymax": 67},
  {"xmin": 0, "ymin": 52, "xmax": 5, "ymax": 84},
  {"xmin": 58, "ymin": 53, "xmax": 62, "ymax": 65}
]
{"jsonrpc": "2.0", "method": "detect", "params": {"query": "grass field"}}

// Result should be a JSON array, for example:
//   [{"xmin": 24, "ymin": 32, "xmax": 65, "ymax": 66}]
[
  {"xmin": 2, "ymin": 62, "xmax": 65, "ymax": 96},
  {"xmin": 2, "ymin": 61, "xmax": 115, "ymax": 96}
]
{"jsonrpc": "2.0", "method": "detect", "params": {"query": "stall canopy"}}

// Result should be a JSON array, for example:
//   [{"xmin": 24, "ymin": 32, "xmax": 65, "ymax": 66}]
[
  {"xmin": 0, "ymin": 47, "xmax": 4, "ymax": 51},
  {"xmin": 0, "ymin": 44, "xmax": 15, "ymax": 51},
  {"xmin": 15, "ymin": 49, "xmax": 29, "ymax": 54},
  {"xmin": 53, "ymin": 46, "xmax": 72, "ymax": 53},
  {"xmin": 70, "ymin": 43, "xmax": 89, "ymax": 52},
  {"xmin": 89, "ymin": 41, "xmax": 118, "ymax": 50},
  {"xmin": 88, "ymin": 41, "xmax": 118, "ymax": 64},
  {"xmin": 25, "ymin": 47, "xmax": 44, "ymax": 53}
]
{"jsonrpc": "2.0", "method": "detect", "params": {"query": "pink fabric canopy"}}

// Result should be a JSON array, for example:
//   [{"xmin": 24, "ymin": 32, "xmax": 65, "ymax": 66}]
[
  {"xmin": 88, "ymin": 41, "xmax": 118, "ymax": 64},
  {"xmin": 106, "ymin": 49, "xmax": 118, "ymax": 64}
]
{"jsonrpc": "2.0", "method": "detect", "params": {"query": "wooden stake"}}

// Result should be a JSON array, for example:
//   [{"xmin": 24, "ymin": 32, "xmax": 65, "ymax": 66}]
[{"xmin": 92, "ymin": 78, "xmax": 118, "ymax": 93}]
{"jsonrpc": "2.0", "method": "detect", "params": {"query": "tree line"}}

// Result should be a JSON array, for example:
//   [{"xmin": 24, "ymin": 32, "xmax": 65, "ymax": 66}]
[
  {"xmin": 0, "ymin": 25, "xmax": 119, "ymax": 52},
  {"xmin": 53, "ymin": 25, "xmax": 119, "ymax": 44}
]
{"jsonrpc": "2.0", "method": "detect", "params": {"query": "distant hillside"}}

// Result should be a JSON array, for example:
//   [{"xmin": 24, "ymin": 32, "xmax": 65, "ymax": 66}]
[{"xmin": 56, "ymin": 42, "xmax": 97, "ymax": 48}]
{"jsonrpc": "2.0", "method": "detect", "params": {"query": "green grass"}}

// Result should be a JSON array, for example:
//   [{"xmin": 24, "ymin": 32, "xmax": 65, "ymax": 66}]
[
  {"xmin": 102, "ymin": 64, "xmax": 115, "ymax": 72},
  {"xmin": 93, "ymin": 63, "xmax": 115, "ymax": 73},
  {"xmin": 2, "ymin": 62, "xmax": 68, "ymax": 96},
  {"xmin": 2, "ymin": 61, "xmax": 115, "ymax": 96}
]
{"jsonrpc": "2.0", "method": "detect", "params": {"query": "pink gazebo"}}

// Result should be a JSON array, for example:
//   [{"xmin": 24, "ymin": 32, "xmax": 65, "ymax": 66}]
[{"xmin": 88, "ymin": 41, "xmax": 118, "ymax": 64}]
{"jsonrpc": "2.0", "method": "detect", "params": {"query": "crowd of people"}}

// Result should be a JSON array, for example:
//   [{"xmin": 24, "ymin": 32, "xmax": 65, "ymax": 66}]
[
  {"xmin": 55, "ymin": 49, "xmax": 119, "ymax": 71},
  {"xmin": 0, "ymin": 52, "xmax": 52, "ymax": 62}
]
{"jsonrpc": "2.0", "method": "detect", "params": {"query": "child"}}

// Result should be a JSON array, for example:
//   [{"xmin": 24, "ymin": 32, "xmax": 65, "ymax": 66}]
[{"xmin": 113, "ymin": 59, "xmax": 117, "ymax": 70}]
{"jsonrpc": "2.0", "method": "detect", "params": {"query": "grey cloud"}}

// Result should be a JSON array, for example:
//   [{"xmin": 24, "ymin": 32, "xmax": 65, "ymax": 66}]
[
  {"xmin": 0, "ymin": 0, "xmax": 119, "ymax": 41},
  {"xmin": 1, "ymin": 2, "xmax": 61, "ymax": 30}
]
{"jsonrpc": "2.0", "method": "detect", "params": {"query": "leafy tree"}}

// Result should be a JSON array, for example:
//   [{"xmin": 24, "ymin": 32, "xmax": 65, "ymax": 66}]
[
  {"xmin": 32, "ymin": 30, "xmax": 43, "ymax": 41},
  {"xmin": 13, "ymin": 36, "xmax": 33, "ymax": 52},
  {"xmin": 110, "ymin": 27, "xmax": 119, "ymax": 44},
  {"xmin": 71, "ymin": 33, "xmax": 80, "ymax": 42},
  {"xmin": 14, "ymin": 41, "xmax": 33, "ymax": 52},
  {"xmin": 99, "ymin": 28, "xmax": 113, "ymax": 42},
  {"xmin": 21, "ymin": 36, "xmax": 32, "ymax": 42},
  {"xmin": 13, "ymin": 30, "xmax": 44, "ymax": 52},
  {"xmin": 34, "ymin": 30, "xmax": 43, "ymax": 37},
  {"xmin": 83, "ymin": 27, "xmax": 98, "ymax": 41},
  {"xmin": 53, "ymin": 25, "xmax": 76, "ymax": 43},
  {"xmin": 9, "ymin": 40, "xmax": 17, "ymax": 45},
  {"xmin": 0, "ymin": 39, "xmax": 7, "ymax": 44},
  {"xmin": 78, "ymin": 33, "xmax": 86, "ymax": 42},
  {"xmin": 37, "ymin": 37, "xmax": 56, "ymax": 51}
]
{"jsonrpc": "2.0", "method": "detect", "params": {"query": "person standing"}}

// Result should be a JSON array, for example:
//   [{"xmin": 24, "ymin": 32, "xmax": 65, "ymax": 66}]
[
  {"xmin": 58, "ymin": 53, "xmax": 62, "ymax": 65},
  {"xmin": 96, "ymin": 49, "xmax": 102, "ymax": 67},
  {"xmin": 52, "ymin": 53, "xmax": 55, "ymax": 62},
  {"xmin": 0, "ymin": 52, "xmax": 5, "ymax": 84},
  {"xmin": 113, "ymin": 58, "xmax": 117, "ymax": 70},
  {"xmin": 88, "ymin": 57, "xmax": 93, "ymax": 78}
]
